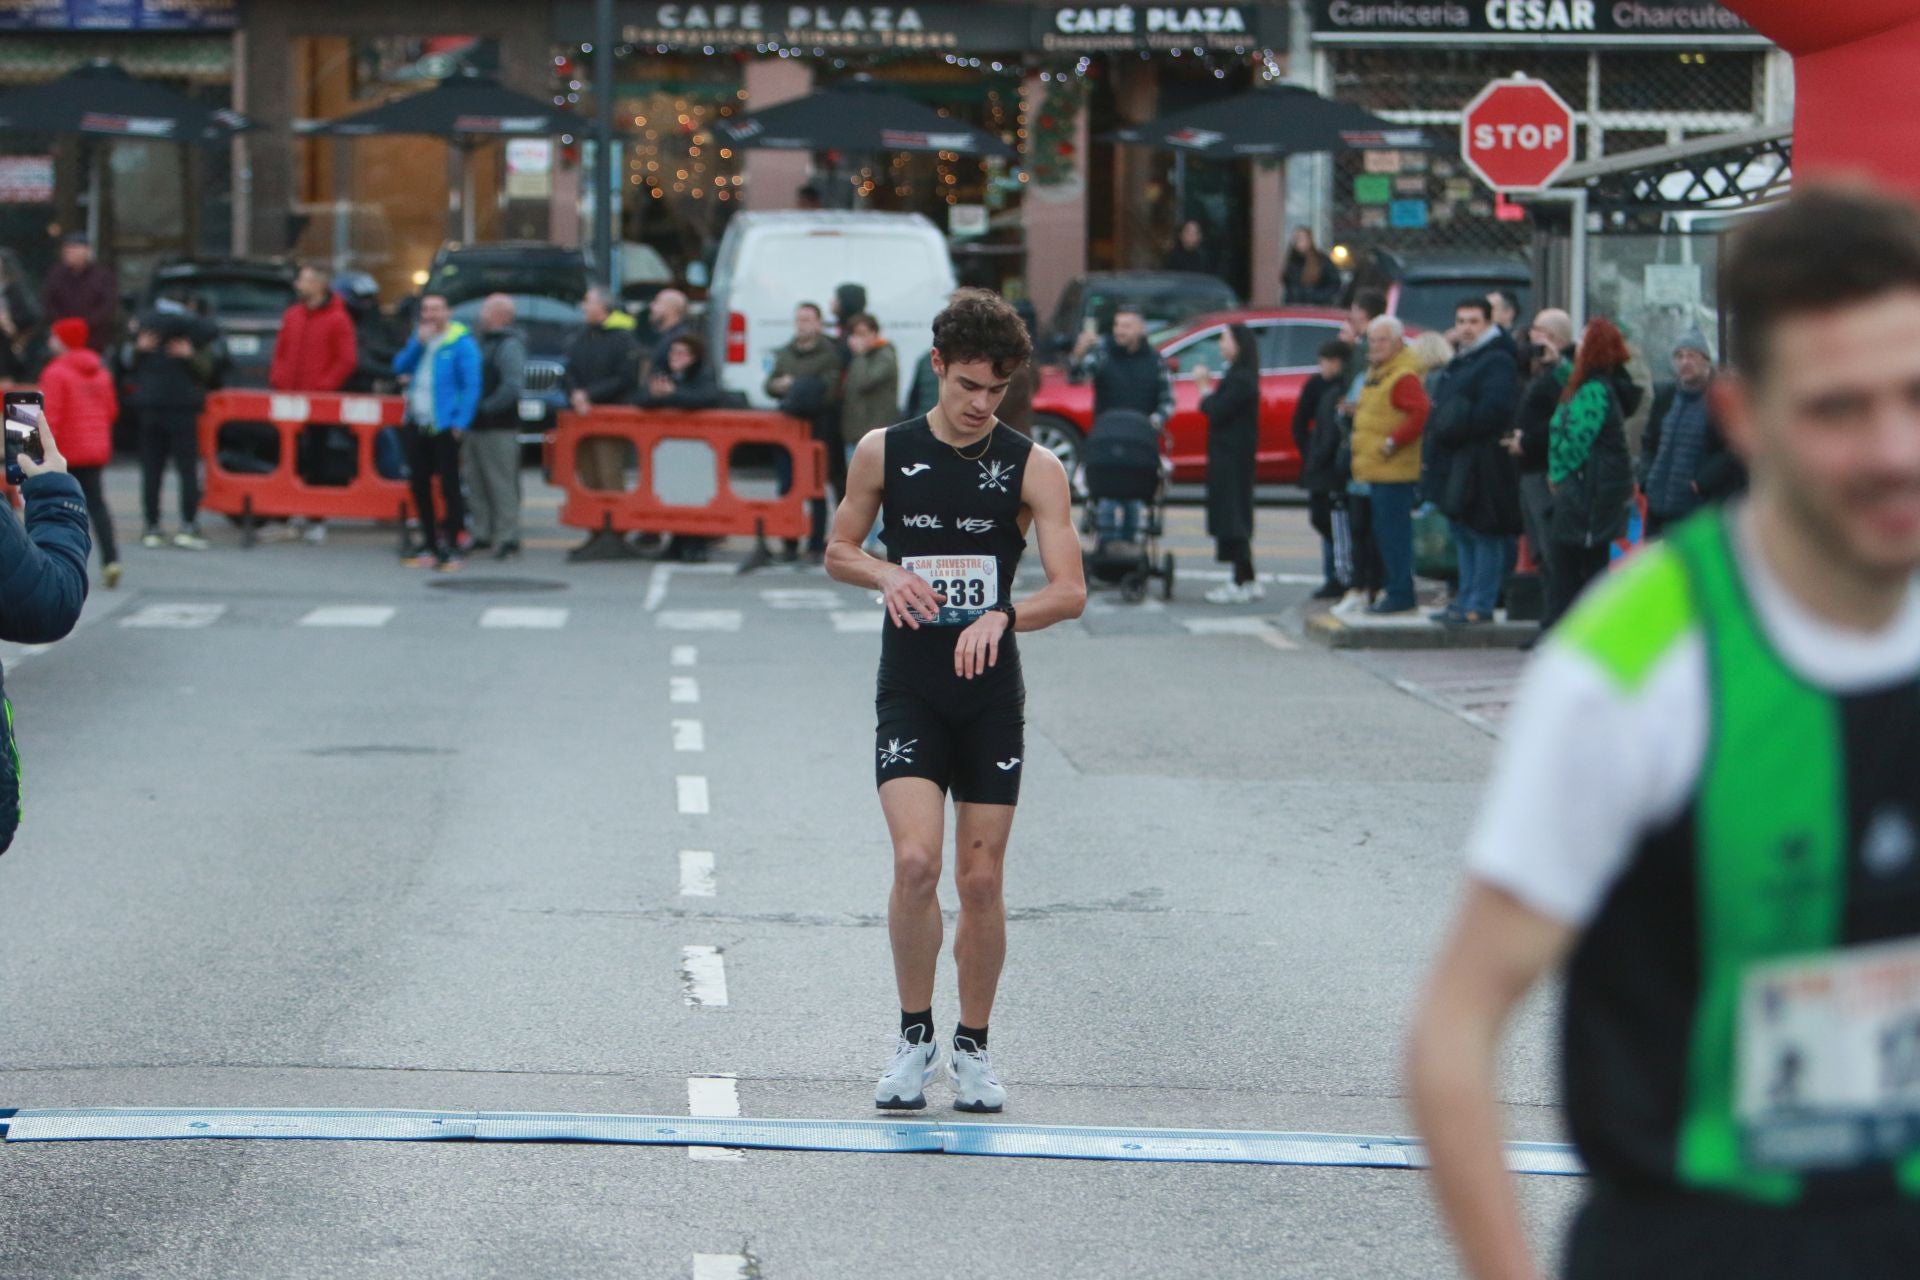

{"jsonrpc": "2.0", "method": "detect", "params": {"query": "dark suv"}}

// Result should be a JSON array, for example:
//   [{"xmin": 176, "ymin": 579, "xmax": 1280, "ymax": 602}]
[
  {"xmin": 139, "ymin": 259, "xmax": 298, "ymax": 388},
  {"xmin": 424, "ymin": 241, "xmax": 593, "ymax": 449}
]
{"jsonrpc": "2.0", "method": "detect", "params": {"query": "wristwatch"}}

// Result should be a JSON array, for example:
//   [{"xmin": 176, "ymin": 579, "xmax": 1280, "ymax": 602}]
[{"xmin": 994, "ymin": 603, "xmax": 1017, "ymax": 630}]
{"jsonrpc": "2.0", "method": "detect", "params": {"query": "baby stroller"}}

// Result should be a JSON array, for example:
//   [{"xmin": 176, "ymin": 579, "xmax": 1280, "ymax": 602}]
[{"xmin": 1078, "ymin": 409, "xmax": 1175, "ymax": 603}]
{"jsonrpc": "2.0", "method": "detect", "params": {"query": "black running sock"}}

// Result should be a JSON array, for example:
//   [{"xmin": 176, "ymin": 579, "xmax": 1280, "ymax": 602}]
[
  {"xmin": 901, "ymin": 1009, "xmax": 935, "ymax": 1045},
  {"xmin": 954, "ymin": 1023, "xmax": 989, "ymax": 1052}
]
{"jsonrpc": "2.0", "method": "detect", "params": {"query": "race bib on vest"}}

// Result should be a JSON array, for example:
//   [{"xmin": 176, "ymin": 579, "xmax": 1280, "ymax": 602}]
[
  {"xmin": 1736, "ymin": 936, "xmax": 1920, "ymax": 1171},
  {"xmin": 902, "ymin": 554, "xmax": 998, "ymax": 627}
]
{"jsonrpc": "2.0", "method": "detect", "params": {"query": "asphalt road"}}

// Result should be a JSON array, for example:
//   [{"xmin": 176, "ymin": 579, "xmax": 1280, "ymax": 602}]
[{"xmin": 0, "ymin": 467, "xmax": 1575, "ymax": 1279}]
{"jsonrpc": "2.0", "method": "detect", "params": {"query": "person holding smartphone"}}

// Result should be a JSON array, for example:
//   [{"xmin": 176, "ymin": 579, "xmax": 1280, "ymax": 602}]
[{"xmin": 0, "ymin": 401, "xmax": 91, "ymax": 854}]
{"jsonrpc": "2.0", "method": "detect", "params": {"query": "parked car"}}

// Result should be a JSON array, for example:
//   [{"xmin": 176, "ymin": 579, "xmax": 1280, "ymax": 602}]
[
  {"xmin": 140, "ymin": 258, "xmax": 298, "ymax": 388},
  {"xmin": 427, "ymin": 242, "xmax": 592, "ymax": 451},
  {"xmin": 1028, "ymin": 306, "xmax": 1350, "ymax": 484},
  {"xmin": 1038, "ymin": 271, "xmax": 1239, "ymax": 365},
  {"xmin": 1355, "ymin": 250, "xmax": 1532, "ymax": 336},
  {"xmin": 704, "ymin": 210, "xmax": 955, "ymax": 410}
]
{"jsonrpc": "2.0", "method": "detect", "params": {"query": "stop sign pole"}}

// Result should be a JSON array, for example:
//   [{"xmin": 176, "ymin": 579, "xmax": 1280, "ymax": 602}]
[{"xmin": 1460, "ymin": 74, "xmax": 1577, "ymax": 193}]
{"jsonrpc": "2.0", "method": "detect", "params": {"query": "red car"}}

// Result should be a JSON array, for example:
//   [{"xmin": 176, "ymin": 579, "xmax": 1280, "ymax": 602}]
[{"xmin": 1029, "ymin": 306, "xmax": 1352, "ymax": 484}]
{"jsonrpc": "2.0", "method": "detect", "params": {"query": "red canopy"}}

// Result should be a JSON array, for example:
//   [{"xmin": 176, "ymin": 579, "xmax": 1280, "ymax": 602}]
[{"xmin": 1726, "ymin": 2, "xmax": 1920, "ymax": 201}]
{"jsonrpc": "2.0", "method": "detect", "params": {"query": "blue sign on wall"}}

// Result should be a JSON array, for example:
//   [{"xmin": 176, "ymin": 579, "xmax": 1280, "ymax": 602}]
[
  {"xmin": 1389, "ymin": 199, "xmax": 1429, "ymax": 230},
  {"xmin": 0, "ymin": 0, "xmax": 236, "ymax": 29}
]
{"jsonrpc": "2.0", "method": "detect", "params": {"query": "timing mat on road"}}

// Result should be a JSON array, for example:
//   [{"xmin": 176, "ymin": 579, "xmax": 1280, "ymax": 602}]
[{"xmin": 0, "ymin": 1108, "xmax": 1581, "ymax": 1175}]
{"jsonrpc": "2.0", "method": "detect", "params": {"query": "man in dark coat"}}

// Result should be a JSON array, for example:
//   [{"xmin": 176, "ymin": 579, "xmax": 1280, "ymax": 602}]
[
  {"xmin": 562, "ymin": 287, "xmax": 641, "ymax": 561},
  {"xmin": 1505, "ymin": 308, "xmax": 1575, "ymax": 621},
  {"xmin": 1293, "ymin": 337, "xmax": 1355, "ymax": 599},
  {"xmin": 1426, "ymin": 297, "xmax": 1520, "ymax": 625},
  {"xmin": 40, "ymin": 234, "xmax": 117, "ymax": 353},
  {"xmin": 1639, "ymin": 327, "xmax": 1745, "ymax": 537}
]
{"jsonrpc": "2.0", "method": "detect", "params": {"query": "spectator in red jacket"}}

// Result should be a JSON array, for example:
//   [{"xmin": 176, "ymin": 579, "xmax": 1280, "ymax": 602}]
[
  {"xmin": 39, "ymin": 317, "xmax": 121, "ymax": 587},
  {"xmin": 269, "ymin": 263, "xmax": 359, "ymax": 544}
]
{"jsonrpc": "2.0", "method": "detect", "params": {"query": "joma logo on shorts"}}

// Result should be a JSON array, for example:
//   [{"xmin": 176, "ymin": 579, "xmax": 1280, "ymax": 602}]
[{"xmin": 900, "ymin": 514, "xmax": 943, "ymax": 529}]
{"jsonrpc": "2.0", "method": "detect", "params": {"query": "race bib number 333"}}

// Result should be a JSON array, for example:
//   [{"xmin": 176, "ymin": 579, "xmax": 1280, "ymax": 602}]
[{"xmin": 902, "ymin": 554, "xmax": 998, "ymax": 627}]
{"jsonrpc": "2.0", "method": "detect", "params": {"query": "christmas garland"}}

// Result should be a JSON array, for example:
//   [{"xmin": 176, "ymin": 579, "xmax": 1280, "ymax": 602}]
[{"xmin": 1026, "ymin": 73, "xmax": 1089, "ymax": 188}]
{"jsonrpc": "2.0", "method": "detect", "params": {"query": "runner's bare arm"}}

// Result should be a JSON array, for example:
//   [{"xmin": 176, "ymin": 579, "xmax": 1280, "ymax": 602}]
[
  {"xmin": 1009, "ymin": 445, "xmax": 1087, "ymax": 632},
  {"xmin": 1405, "ymin": 881, "xmax": 1576, "ymax": 1280},
  {"xmin": 825, "ymin": 429, "xmax": 942, "ymax": 628}
]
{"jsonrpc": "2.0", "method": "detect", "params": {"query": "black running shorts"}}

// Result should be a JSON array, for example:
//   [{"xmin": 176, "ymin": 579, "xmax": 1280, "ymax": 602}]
[{"xmin": 874, "ymin": 674, "xmax": 1025, "ymax": 806}]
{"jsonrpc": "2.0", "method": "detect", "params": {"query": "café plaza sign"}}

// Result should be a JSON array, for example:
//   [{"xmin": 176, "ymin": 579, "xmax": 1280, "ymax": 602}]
[{"xmin": 571, "ymin": 4, "xmax": 1282, "ymax": 51}]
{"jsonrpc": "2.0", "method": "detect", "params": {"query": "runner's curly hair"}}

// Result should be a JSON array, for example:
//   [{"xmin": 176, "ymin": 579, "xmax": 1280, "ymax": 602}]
[{"xmin": 932, "ymin": 288, "xmax": 1032, "ymax": 379}]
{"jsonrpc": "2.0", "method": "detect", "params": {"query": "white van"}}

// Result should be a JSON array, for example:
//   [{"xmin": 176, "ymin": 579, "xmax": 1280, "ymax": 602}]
[{"xmin": 706, "ymin": 211, "xmax": 956, "ymax": 411}]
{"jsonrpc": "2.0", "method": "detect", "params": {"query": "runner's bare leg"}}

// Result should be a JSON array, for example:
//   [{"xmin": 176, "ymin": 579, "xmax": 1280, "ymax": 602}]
[
  {"xmin": 954, "ymin": 801, "xmax": 1016, "ymax": 1029},
  {"xmin": 880, "ymin": 777, "xmax": 947, "ymax": 1013}
]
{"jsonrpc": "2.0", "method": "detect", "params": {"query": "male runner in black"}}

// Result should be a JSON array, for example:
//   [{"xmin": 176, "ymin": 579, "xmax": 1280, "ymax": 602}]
[{"xmin": 825, "ymin": 289, "xmax": 1086, "ymax": 1112}]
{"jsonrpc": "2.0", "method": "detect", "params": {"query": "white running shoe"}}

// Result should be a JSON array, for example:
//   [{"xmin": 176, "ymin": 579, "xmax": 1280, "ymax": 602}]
[
  {"xmin": 875, "ymin": 1033, "xmax": 941, "ymax": 1111},
  {"xmin": 1204, "ymin": 582, "xmax": 1252, "ymax": 605},
  {"xmin": 948, "ymin": 1041, "xmax": 1006, "ymax": 1114},
  {"xmin": 1246, "ymin": 579, "xmax": 1267, "ymax": 601}
]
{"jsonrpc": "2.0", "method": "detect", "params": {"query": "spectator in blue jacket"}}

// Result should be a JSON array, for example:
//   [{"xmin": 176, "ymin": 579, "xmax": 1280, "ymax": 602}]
[
  {"xmin": 0, "ymin": 404, "xmax": 91, "ymax": 853},
  {"xmin": 392, "ymin": 293, "xmax": 481, "ymax": 570}
]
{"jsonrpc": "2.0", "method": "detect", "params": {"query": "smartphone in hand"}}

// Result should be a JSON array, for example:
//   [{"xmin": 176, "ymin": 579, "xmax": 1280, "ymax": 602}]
[{"xmin": 3, "ymin": 390, "xmax": 43, "ymax": 487}]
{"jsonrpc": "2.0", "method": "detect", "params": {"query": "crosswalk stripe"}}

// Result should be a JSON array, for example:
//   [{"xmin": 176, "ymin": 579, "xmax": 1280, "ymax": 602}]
[
  {"xmin": 298, "ymin": 606, "xmax": 395, "ymax": 629},
  {"xmin": 831, "ymin": 610, "xmax": 884, "ymax": 633},
  {"xmin": 692, "ymin": 1255, "xmax": 751, "ymax": 1279},
  {"xmin": 670, "ymin": 645, "xmax": 699, "ymax": 666},
  {"xmin": 761, "ymin": 588, "xmax": 843, "ymax": 610},
  {"xmin": 670, "ymin": 676, "xmax": 701, "ymax": 704},
  {"xmin": 672, "ymin": 719, "xmax": 705, "ymax": 751},
  {"xmin": 479, "ymin": 606, "xmax": 569, "ymax": 629},
  {"xmin": 656, "ymin": 610, "xmax": 743, "ymax": 632},
  {"xmin": 122, "ymin": 604, "xmax": 226, "ymax": 629}
]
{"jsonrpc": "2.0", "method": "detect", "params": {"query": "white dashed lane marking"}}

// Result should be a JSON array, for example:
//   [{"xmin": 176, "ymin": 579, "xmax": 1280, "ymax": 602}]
[
  {"xmin": 670, "ymin": 676, "xmax": 701, "ymax": 704},
  {"xmin": 676, "ymin": 776, "xmax": 710, "ymax": 815},
  {"xmin": 679, "ymin": 850, "xmax": 716, "ymax": 897},
  {"xmin": 831, "ymin": 610, "xmax": 885, "ymax": 633},
  {"xmin": 298, "ymin": 606, "xmax": 396, "ymax": 629},
  {"xmin": 672, "ymin": 719, "xmax": 705, "ymax": 752},
  {"xmin": 121, "ymin": 604, "xmax": 226, "ymax": 629},
  {"xmin": 479, "ymin": 606, "xmax": 568, "ymax": 629},
  {"xmin": 670, "ymin": 645, "xmax": 698, "ymax": 666},
  {"xmin": 692, "ymin": 1255, "xmax": 751, "ymax": 1280},
  {"xmin": 680, "ymin": 945, "xmax": 728, "ymax": 1006},
  {"xmin": 686, "ymin": 1075, "xmax": 744, "ymax": 1162}
]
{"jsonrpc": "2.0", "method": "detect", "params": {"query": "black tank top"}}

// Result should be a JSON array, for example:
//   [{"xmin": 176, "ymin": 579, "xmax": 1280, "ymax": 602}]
[{"xmin": 879, "ymin": 415, "xmax": 1034, "ymax": 679}]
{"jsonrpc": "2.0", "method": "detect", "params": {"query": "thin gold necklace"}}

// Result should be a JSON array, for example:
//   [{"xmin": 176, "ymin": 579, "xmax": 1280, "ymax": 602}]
[{"xmin": 932, "ymin": 411, "xmax": 993, "ymax": 461}]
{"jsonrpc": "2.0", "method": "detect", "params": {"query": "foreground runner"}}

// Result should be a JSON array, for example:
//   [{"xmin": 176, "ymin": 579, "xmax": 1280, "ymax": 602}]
[
  {"xmin": 1409, "ymin": 186, "xmax": 1920, "ymax": 1278},
  {"xmin": 825, "ymin": 289, "xmax": 1086, "ymax": 1112}
]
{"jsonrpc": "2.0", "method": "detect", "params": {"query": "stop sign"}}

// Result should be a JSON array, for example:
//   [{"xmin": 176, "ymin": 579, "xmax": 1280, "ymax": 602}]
[{"xmin": 1461, "ymin": 75, "xmax": 1576, "ymax": 192}]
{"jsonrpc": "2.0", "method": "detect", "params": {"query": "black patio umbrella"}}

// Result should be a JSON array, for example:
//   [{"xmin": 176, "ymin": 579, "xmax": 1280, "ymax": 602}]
[
  {"xmin": 299, "ymin": 70, "xmax": 580, "ymax": 142},
  {"xmin": 716, "ymin": 79, "xmax": 1015, "ymax": 159},
  {"xmin": 298, "ymin": 70, "xmax": 589, "ymax": 242},
  {"xmin": 0, "ymin": 59, "xmax": 253, "ymax": 249},
  {"xmin": 0, "ymin": 59, "xmax": 253, "ymax": 144},
  {"xmin": 1108, "ymin": 85, "xmax": 1426, "ymax": 159}
]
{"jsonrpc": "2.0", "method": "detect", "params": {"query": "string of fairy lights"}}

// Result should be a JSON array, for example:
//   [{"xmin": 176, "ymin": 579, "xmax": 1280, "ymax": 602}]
[{"xmin": 551, "ymin": 43, "xmax": 1286, "ymax": 217}]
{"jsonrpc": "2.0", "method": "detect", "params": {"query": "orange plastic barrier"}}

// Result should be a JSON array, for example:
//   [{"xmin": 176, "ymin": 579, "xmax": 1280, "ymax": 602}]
[
  {"xmin": 197, "ymin": 389, "xmax": 418, "ymax": 548},
  {"xmin": 547, "ymin": 406, "xmax": 827, "ymax": 545}
]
